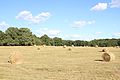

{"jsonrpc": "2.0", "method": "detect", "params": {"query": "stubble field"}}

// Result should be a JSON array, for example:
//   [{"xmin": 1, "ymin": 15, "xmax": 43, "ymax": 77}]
[{"xmin": 0, "ymin": 46, "xmax": 120, "ymax": 80}]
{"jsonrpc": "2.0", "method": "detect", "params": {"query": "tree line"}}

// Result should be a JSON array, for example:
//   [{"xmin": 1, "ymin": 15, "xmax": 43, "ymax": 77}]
[{"xmin": 0, "ymin": 27, "xmax": 120, "ymax": 47}]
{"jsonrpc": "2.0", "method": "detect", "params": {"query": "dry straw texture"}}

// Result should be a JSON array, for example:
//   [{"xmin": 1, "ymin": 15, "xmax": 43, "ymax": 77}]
[
  {"xmin": 0, "ymin": 46, "xmax": 120, "ymax": 80},
  {"xmin": 8, "ymin": 51, "xmax": 23, "ymax": 64},
  {"xmin": 102, "ymin": 52, "xmax": 115, "ymax": 62}
]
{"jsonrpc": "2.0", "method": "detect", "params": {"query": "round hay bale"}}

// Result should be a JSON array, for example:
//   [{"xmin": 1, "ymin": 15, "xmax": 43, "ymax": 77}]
[
  {"xmin": 116, "ymin": 46, "xmax": 119, "ymax": 48},
  {"xmin": 102, "ymin": 48, "xmax": 108, "ymax": 52},
  {"xmin": 71, "ymin": 45, "xmax": 74, "ymax": 47},
  {"xmin": 43, "ymin": 45, "xmax": 46, "ymax": 47},
  {"xmin": 95, "ymin": 45, "xmax": 98, "ymax": 48},
  {"xmin": 68, "ymin": 48, "xmax": 72, "ymax": 51},
  {"xmin": 8, "ymin": 52, "xmax": 23, "ymax": 64},
  {"xmin": 37, "ymin": 47, "xmax": 40, "ymax": 50},
  {"xmin": 63, "ymin": 45, "xmax": 67, "ymax": 48},
  {"xmin": 102, "ymin": 52, "xmax": 115, "ymax": 62},
  {"xmin": 34, "ymin": 45, "xmax": 36, "ymax": 47}
]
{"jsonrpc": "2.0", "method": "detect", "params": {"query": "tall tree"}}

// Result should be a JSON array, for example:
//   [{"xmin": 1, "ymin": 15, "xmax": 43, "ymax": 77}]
[
  {"xmin": 40, "ymin": 34, "xmax": 51, "ymax": 46},
  {"xmin": 5, "ymin": 27, "xmax": 19, "ymax": 40},
  {"xmin": 18, "ymin": 28, "xmax": 34, "ymax": 46},
  {"xmin": 117, "ymin": 39, "xmax": 120, "ymax": 46},
  {"xmin": 33, "ymin": 35, "xmax": 42, "ymax": 45},
  {"xmin": 5, "ymin": 27, "xmax": 35, "ymax": 46},
  {"xmin": 0, "ymin": 30, "xmax": 5, "ymax": 45},
  {"xmin": 53, "ymin": 37, "xmax": 62, "ymax": 46}
]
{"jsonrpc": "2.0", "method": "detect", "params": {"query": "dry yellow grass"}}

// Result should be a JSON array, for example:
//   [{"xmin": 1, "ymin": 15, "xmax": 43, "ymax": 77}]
[{"xmin": 0, "ymin": 46, "xmax": 120, "ymax": 80}]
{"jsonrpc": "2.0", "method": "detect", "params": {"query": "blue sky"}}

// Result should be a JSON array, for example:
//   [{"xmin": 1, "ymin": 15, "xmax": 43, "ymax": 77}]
[{"xmin": 0, "ymin": 0, "xmax": 120, "ymax": 40}]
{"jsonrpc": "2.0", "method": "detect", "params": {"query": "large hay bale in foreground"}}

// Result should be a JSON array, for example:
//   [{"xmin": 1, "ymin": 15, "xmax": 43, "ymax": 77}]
[
  {"xmin": 102, "ymin": 52, "xmax": 115, "ymax": 62},
  {"xmin": 8, "ymin": 52, "xmax": 23, "ymax": 64}
]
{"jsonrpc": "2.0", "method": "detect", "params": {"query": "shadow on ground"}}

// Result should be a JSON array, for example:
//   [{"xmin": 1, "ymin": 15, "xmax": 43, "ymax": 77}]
[{"xmin": 94, "ymin": 59, "xmax": 103, "ymax": 62}]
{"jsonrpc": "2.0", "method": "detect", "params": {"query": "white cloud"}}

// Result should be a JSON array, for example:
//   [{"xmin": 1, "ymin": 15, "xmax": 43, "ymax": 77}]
[
  {"xmin": 65, "ymin": 32, "xmax": 105, "ymax": 41},
  {"xmin": 36, "ymin": 28, "xmax": 61, "ymax": 37},
  {"xmin": 113, "ymin": 32, "xmax": 120, "ymax": 37},
  {"xmin": 0, "ymin": 21, "xmax": 9, "ymax": 31},
  {"xmin": 73, "ymin": 20, "xmax": 95, "ymax": 28},
  {"xmin": 95, "ymin": 32, "xmax": 102, "ymax": 35},
  {"xmin": 90, "ymin": 3, "xmax": 108, "ymax": 11},
  {"xmin": 16, "ymin": 11, "xmax": 51, "ymax": 24},
  {"xmin": 65, "ymin": 34, "xmax": 94, "ymax": 41},
  {"xmin": 110, "ymin": 0, "xmax": 120, "ymax": 8},
  {"xmin": 66, "ymin": 34, "xmax": 81, "ymax": 39}
]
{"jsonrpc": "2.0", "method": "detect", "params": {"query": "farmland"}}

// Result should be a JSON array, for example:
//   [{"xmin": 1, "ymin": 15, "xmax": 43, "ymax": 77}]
[{"xmin": 0, "ymin": 46, "xmax": 120, "ymax": 80}]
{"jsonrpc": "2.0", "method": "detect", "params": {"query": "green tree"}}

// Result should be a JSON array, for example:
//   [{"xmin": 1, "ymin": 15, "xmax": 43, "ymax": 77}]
[
  {"xmin": 0, "ymin": 30, "xmax": 5, "ymax": 45},
  {"xmin": 1, "ymin": 27, "xmax": 120, "ymax": 47},
  {"xmin": 40, "ymin": 34, "xmax": 51, "ymax": 46},
  {"xmin": 33, "ymin": 35, "xmax": 42, "ymax": 45},
  {"xmin": 5, "ymin": 27, "xmax": 35, "ymax": 46},
  {"xmin": 5, "ymin": 27, "xmax": 19, "ymax": 40},
  {"xmin": 74, "ymin": 40, "xmax": 87, "ymax": 46},
  {"xmin": 62, "ymin": 40, "xmax": 74, "ymax": 46},
  {"xmin": 5, "ymin": 27, "xmax": 19, "ymax": 46},
  {"xmin": 53, "ymin": 37, "xmax": 62, "ymax": 46},
  {"xmin": 117, "ymin": 39, "xmax": 120, "ymax": 46},
  {"xmin": 18, "ymin": 28, "xmax": 34, "ymax": 46}
]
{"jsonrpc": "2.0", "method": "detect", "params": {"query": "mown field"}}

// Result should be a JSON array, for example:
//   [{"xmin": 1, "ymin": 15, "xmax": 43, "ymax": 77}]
[{"xmin": 0, "ymin": 46, "xmax": 120, "ymax": 80}]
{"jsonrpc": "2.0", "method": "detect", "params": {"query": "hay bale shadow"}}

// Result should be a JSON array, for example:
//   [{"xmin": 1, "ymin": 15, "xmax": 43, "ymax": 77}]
[
  {"xmin": 99, "ymin": 51, "xmax": 104, "ymax": 52},
  {"xmin": 94, "ymin": 59, "xmax": 104, "ymax": 62}
]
